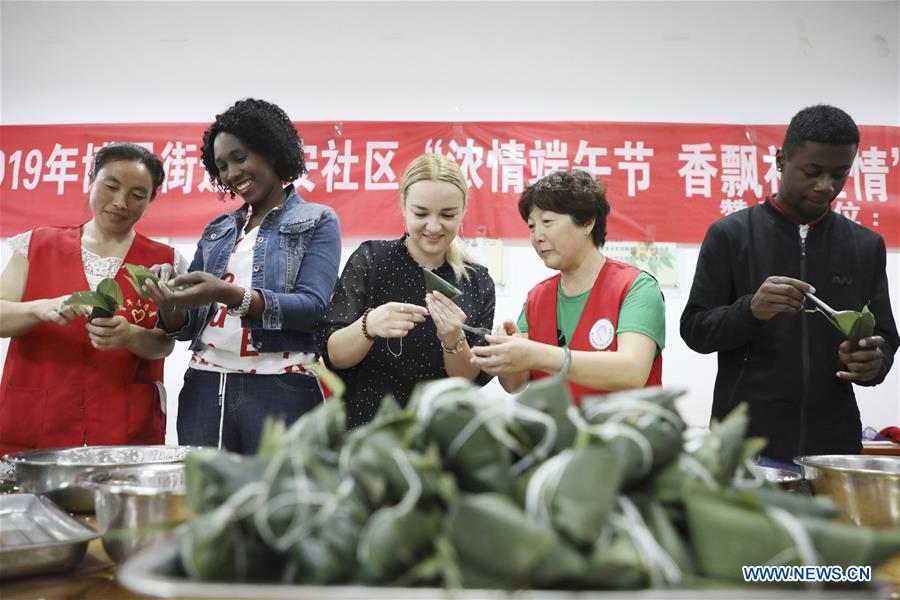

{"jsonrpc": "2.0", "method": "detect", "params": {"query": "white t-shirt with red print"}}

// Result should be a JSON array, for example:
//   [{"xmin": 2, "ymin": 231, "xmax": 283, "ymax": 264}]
[{"xmin": 190, "ymin": 225, "xmax": 316, "ymax": 375}]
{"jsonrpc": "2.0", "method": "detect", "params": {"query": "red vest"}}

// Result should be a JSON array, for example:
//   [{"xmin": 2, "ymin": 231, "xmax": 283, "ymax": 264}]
[
  {"xmin": 525, "ymin": 258, "xmax": 663, "ymax": 404},
  {"xmin": 0, "ymin": 225, "xmax": 174, "ymax": 456}
]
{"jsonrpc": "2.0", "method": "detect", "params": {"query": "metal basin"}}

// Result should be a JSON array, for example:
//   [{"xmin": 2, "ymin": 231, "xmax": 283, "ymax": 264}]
[
  {"xmin": 3, "ymin": 445, "xmax": 189, "ymax": 513},
  {"xmin": 794, "ymin": 455, "xmax": 900, "ymax": 527},
  {"xmin": 80, "ymin": 463, "xmax": 190, "ymax": 563},
  {"xmin": 747, "ymin": 464, "xmax": 803, "ymax": 492}
]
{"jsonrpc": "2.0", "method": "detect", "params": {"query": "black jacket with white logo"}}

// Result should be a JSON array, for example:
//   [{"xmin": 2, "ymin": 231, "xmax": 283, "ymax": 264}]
[{"xmin": 681, "ymin": 199, "xmax": 898, "ymax": 462}]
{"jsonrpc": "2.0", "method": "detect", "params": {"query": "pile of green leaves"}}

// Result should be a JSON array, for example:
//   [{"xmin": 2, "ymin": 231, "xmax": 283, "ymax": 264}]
[{"xmin": 178, "ymin": 371, "xmax": 899, "ymax": 591}]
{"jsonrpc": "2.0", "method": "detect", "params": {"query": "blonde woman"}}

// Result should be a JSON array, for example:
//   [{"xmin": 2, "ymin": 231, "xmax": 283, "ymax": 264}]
[{"xmin": 317, "ymin": 154, "xmax": 495, "ymax": 427}]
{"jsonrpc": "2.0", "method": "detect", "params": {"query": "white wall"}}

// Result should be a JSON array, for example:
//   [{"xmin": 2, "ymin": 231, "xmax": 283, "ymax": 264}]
[{"xmin": 2, "ymin": 1, "xmax": 898, "ymax": 442}]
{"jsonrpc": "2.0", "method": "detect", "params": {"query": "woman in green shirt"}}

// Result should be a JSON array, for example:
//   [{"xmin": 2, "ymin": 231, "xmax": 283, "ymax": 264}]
[{"xmin": 470, "ymin": 170, "xmax": 665, "ymax": 402}]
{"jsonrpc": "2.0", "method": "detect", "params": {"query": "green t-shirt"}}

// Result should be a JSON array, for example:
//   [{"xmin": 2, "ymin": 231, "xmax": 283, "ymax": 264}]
[{"xmin": 517, "ymin": 272, "xmax": 665, "ymax": 351}]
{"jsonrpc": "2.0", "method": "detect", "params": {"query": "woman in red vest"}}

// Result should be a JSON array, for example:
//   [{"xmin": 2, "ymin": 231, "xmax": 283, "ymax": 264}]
[
  {"xmin": 470, "ymin": 169, "xmax": 665, "ymax": 404},
  {"xmin": 0, "ymin": 143, "xmax": 180, "ymax": 457}
]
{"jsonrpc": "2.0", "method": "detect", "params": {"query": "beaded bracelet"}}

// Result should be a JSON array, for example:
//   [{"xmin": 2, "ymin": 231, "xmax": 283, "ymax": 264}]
[{"xmin": 361, "ymin": 307, "xmax": 375, "ymax": 341}]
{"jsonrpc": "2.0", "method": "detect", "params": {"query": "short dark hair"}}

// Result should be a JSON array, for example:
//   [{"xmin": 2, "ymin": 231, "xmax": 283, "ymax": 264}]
[
  {"xmin": 89, "ymin": 143, "xmax": 165, "ymax": 200},
  {"xmin": 782, "ymin": 104, "xmax": 859, "ymax": 158},
  {"xmin": 201, "ymin": 98, "xmax": 306, "ymax": 196},
  {"xmin": 518, "ymin": 169, "xmax": 610, "ymax": 247}
]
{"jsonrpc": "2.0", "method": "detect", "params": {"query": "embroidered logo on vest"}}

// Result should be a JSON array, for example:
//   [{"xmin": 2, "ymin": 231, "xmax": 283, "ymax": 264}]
[{"xmin": 589, "ymin": 319, "xmax": 615, "ymax": 350}]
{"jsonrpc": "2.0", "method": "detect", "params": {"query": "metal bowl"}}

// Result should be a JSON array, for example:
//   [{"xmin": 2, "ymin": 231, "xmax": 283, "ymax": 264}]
[
  {"xmin": 3, "ymin": 445, "xmax": 189, "ymax": 513},
  {"xmin": 747, "ymin": 464, "xmax": 803, "ymax": 492},
  {"xmin": 80, "ymin": 463, "xmax": 190, "ymax": 563},
  {"xmin": 794, "ymin": 455, "xmax": 900, "ymax": 527}
]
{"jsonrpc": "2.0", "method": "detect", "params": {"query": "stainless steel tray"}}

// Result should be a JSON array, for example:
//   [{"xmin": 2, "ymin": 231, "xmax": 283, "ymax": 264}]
[
  {"xmin": 0, "ymin": 493, "xmax": 98, "ymax": 579},
  {"xmin": 118, "ymin": 533, "xmax": 889, "ymax": 599}
]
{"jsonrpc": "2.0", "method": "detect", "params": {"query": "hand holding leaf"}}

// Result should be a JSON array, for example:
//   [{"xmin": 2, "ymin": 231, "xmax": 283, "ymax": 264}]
[
  {"xmin": 805, "ymin": 293, "xmax": 876, "ymax": 346},
  {"xmin": 63, "ymin": 277, "xmax": 123, "ymax": 319},
  {"xmin": 422, "ymin": 268, "xmax": 463, "ymax": 300},
  {"xmin": 837, "ymin": 334, "xmax": 886, "ymax": 382},
  {"xmin": 35, "ymin": 295, "xmax": 90, "ymax": 326},
  {"xmin": 123, "ymin": 263, "xmax": 187, "ymax": 299},
  {"xmin": 86, "ymin": 315, "xmax": 136, "ymax": 351}
]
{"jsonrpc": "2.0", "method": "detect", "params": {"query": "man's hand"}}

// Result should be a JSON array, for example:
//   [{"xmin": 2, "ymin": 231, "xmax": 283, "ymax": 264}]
[
  {"xmin": 837, "ymin": 335, "xmax": 885, "ymax": 382},
  {"xmin": 750, "ymin": 276, "xmax": 815, "ymax": 321}
]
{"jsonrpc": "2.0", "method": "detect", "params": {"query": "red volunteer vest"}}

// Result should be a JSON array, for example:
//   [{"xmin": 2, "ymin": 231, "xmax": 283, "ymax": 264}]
[
  {"xmin": 0, "ymin": 225, "xmax": 173, "ymax": 456},
  {"xmin": 525, "ymin": 258, "xmax": 663, "ymax": 404}
]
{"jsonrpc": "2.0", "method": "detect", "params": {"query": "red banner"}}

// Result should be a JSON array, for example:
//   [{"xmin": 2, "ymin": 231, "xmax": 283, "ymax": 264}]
[{"xmin": 1, "ymin": 122, "xmax": 897, "ymax": 246}]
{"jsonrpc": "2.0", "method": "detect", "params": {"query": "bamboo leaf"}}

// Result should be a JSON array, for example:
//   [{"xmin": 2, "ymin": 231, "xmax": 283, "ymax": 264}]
[
  {"xmin": 124, "ymin": 263, "xmax": 159, "ymax": 298},
  {"xmin": 422, "ymin": 268, "xmax": 463, "ymax": 300},
  {"xmin": 64, "ymin": 291, "xmax": 115, "ymax": 313},
  {"xmin": 97, "ymin": 278, "xmax": 123, "ymax": 310}
]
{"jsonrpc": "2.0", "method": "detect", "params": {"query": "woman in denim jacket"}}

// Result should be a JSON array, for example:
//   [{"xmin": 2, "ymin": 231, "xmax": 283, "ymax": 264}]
[{"xmin": 147, "ymin": 99, "xmax": 341, "ymax": 454}]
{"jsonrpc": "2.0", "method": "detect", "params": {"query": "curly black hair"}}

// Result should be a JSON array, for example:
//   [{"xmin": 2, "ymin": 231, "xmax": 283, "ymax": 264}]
[
  {"xmin": 200, "ymin": 98, "xmax": 306, "ymax": 197},
  {"xmin": 518, "ymin": 169, "xmax": 611, "ymax": 247}
]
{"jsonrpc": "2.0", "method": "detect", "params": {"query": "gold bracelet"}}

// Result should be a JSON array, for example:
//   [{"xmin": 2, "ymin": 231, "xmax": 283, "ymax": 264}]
[{"xmin": 441, "ymin": 334, "xmax": 466, "ymax": 354}]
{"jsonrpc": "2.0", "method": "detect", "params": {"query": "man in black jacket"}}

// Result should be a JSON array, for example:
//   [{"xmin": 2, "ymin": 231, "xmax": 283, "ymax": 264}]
[{"xmin": 681, "ymin": 105, "xmax": 898, "ymax": 469}]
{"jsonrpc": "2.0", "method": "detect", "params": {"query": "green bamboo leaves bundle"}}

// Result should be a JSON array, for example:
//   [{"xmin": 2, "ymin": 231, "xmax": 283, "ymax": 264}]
[
  {"xmin": 63, "ymin": 277, "xmax": 124, "ymax": 318},
  {"xmin": 579, "ymin": 387, "xmax": 687, "ymax": 487},
  {"xmin": 684, "ymin": 487, "xmax": 900, "ymax": 581},
  {"xmin": 411, "ymin": 381, "xmax": 516, "ymax": 495},
  {"xmin": 523, "ymin": 443, "xmax": 623, "ymax": 548},
  {"xmin": 177, "ymin": 371, "xmax": 900, "ymax": 591}
]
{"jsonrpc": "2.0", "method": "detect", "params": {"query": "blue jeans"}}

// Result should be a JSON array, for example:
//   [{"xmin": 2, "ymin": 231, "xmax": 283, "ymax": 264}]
[{"xmin": 176, "ymin": 368, "xmax": 324, "ymax": 455}]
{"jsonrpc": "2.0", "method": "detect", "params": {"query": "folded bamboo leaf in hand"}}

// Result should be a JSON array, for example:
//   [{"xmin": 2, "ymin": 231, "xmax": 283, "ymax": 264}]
[
  {"xmin": 63, "ymin": 276, "xmax": 123, "ymax": 319},
  {"xmin": 806, "ymin": 294, "xmax": 876, "ymax": 345},
  {"xmin": 123, "ymin": 262, "xmax": 190, "ymax": 298},
  {"xmin": 422, "ymin": 267, "xmax": 463, "ymax": 300}
]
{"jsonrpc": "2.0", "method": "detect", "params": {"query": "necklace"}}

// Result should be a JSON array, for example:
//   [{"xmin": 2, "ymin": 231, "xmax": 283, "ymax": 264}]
[{"xmin": 386, "ymin": 336, "xmax": 403, "ymax": 357}]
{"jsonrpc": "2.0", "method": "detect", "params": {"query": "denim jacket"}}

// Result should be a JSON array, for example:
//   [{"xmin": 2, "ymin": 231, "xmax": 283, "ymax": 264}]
[{"xmin": 176, "ymin": 186, "xmax": 341, "ymax": 354}]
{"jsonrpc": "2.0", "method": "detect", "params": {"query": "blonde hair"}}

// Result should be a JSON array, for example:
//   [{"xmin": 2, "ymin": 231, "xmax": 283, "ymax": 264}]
[{"xmin": 400, "ymin": 154, "xmax": 477, "ymax": 281}]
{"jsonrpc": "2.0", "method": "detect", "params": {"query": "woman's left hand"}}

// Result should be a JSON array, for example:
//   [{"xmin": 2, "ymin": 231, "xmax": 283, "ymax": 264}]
[
  {"xmin": 165, "ymin": 271, "xmax": 244, "ymax": 310},
  {"xmin": 86, "ymin": 315, "xmax": 136, "ymax": 351},
  {"xmin": 425, "ymin": 291, "xmax": 467, "ymax": 349},
  {"xmin": 470, "ymin": 334, "xmax": 538, "ymax": 375}
]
